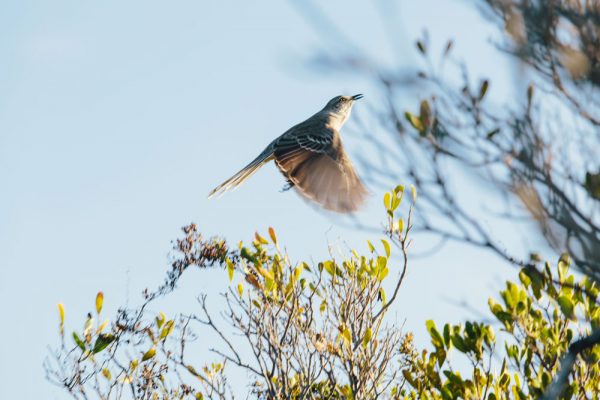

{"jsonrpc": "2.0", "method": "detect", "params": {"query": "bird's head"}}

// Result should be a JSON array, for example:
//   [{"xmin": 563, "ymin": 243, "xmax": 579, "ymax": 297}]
[{"xmin": 323, "ymin": 94, "xmax": 363, "ymax": 124}]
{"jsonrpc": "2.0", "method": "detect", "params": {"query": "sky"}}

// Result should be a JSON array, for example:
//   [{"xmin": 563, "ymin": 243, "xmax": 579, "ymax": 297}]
[{"xmin": 0, "ymin": 1, "xmax": 538, "ymax": 398}]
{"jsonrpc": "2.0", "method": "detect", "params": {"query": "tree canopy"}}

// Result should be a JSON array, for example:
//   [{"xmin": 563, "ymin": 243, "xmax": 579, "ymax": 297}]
[{"xmin": 47, "ymin": 187, "xmax": 600, "ymax": 398}]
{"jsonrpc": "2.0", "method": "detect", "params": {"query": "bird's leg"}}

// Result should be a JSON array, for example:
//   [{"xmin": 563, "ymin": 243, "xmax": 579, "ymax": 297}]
[{"xmin": 280, "ymin": 179, "xmax": 295, "ymax": 192}]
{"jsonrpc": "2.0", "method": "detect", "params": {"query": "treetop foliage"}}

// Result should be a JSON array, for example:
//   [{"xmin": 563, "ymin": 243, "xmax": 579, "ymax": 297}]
[{"xmin": 47, "ymin": 186, "xmax": 600, "ymax": 399}]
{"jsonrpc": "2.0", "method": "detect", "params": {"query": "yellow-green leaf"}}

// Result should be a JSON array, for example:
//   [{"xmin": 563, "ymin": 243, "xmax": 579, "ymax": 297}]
[
  {"xmin": 160, "ymin": 320, "xmax": 174, "ymax": 340},
  {"xmin": 367, "ymin": 240, "xmax": 375, "ymax": 253},
  {"xmin": 397, "ymin": 218, "xmax": 404, "ymax": 233},
  {"xmin": 323, "ymin": 260, "xmax": 336, "ymax": 276},
  {"xmin": 58, "ymin": 303, "xmax": 65, "ymax": 334},
  {"xmin": 404, "ymin": 111, "xmax": 424, "ymax": 132},
  {"xmin": 320, "ymin": 300, "xmax": 327, "ymax": 314},
  {"xmin": 257, "ymin": 266, "xmax": 274, "ymax": 281},
  {"xmin": 237, "ymin": 283, "xmax": 244, "ymax": 297},
  {"xmin": 254, "ymin": 232, "xmax": 269, "ymax": 245},
  {"xmin": 102, "ymin": 368, "xmax": 112, "ymax": 381},
  {"xmin": 293, "ymin": 265, "xmax": 302, "ymax": 281},
  {"xmin": 341, "ymin": 326, "xmax": 352, "ymax": 346},
  {"xmin": 362, "ymin": 328, "xmax": 372, "ymax": 348},
  {"xmin": 226, "ymin": 259, "xmax": 235, "ymax": 283},
  {"xmin": 410, "ymin": 184, "xmax": 417, "ymax": 203},
  {"xmin": 378, "ymin": 288, "xmax": 387, "ymax": 303},
  {"xmin": 130, "ymin": 359, "xmax": 139, "ymax": 371},
  {"xmin": 156, "ymin": 312, "xmax": 166, "ymax": 329},
  {"xmin": 96, "ymin": 291, "xmax": 104, "ymax": 314},
  {"xmin": 378, "ymin": 266, "xmax": 389, "ymax": 281},
  {"xmin": 381, "ymin": 239, "xmax": 391, "ymax": 258},
  {"xmin": 141, "ymin": 346, "xmax": 156, "ymax": 362},
  {"xmin": 383, "ymin": 192, "xmax": 391, "ymax": 211}
]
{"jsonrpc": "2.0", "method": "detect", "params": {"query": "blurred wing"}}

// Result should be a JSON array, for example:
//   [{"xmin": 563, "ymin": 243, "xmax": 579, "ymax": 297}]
[{"xmin": 274, "ymin": 129, "xmax": 368, "ymax": 213}]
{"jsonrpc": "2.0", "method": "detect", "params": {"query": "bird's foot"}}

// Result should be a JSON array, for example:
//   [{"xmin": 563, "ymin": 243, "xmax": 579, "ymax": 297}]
[{"xmin": 280, "ymin": 180, "xmax": 295, "ymax": 192}]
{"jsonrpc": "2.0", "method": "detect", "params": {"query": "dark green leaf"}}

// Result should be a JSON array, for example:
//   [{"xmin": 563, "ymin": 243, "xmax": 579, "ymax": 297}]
[
  {"xmin": 73, "ymin": 332, "xmax": 86, "ymax": 351},
  {"xmin": 478, "ymin": 80, "xmax": 489, "ymax": 101},
  {"xmin": 92, "ymin": 334, "xmax": 115, "ymax": 354}
]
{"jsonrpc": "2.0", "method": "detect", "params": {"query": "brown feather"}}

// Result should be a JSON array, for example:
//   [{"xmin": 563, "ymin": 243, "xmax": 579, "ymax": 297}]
[{"xmin": 275, "ymin": 149, "xmax": 368, "ymax": 213}]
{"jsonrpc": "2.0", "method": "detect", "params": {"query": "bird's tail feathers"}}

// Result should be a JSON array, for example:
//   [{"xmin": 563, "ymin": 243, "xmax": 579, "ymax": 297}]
[{"xmin": 208, "ymin": 152, "xmax": 274, "ymax": 199}]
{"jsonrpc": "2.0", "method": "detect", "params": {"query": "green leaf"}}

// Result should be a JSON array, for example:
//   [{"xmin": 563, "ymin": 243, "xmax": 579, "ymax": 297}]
[
  {"xmin": 92, "ymin": 333, "xmax": 115, "ymax": 354},
  {"xmin": 451, "ymin": 334, "xmax": 468, "ymax": 353},
  {"xmin": 73, "ymin": 332, "xmax": 86, "ymax": 351},
  {"xmin": 426, "ymin": 320, "xmax": 444, "ymax": 350},
  {"xmin": 557, "ymin": 294, "xmax": 575, "ymax": 320},
  {"xmin": 478, "ymin": 79, "xmax": 489, "ymax": 101},
  {"xmin": 518, "ymin": 269, "xmax": 531, "ymax": 288},
  {"xmin": 443, "ymin": 324, "xmax": 451, "ymax": 348}
]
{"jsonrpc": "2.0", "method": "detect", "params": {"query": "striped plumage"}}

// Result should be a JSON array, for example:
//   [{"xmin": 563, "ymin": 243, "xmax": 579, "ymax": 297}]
[{"xmin": 208, "ymin": 94, "xmax": 368, "ymax": 213}]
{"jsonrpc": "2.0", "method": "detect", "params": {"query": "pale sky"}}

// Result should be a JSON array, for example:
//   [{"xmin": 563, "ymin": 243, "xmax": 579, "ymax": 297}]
[{"xmin": 0, "ymin": 1, "xmax": 537, "ymax": 398}]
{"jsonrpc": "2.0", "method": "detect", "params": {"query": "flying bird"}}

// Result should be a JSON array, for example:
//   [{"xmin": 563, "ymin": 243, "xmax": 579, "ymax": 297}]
[{"xmin": 208, "ymin": 94, "xmax": 368, "ymax": 213}]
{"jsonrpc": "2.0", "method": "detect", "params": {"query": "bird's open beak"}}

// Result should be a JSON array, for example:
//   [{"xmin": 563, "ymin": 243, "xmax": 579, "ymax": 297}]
[{"xmin": 351, "ymin": 94, "xmax": 364, "ymax": 101}]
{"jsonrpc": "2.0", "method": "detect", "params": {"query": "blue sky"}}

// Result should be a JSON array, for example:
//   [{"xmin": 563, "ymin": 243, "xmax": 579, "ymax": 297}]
[{"xmin": 0, "ymin": 1, "xmax": 536, "ymax": 398}]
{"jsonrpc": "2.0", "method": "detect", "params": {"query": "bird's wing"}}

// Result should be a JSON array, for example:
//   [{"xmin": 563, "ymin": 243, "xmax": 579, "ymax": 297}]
[
  {"xmin": 273, "ymin": 126, "xmax": 368, "ymax": 213},
  {"xmin": 275, "ymin": 122, "xmax": 334, "ymax": 156}
]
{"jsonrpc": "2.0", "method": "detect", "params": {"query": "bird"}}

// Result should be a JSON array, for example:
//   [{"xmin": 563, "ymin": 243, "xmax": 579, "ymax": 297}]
[{"xmin": 208, "ymin": 94, "xmax": 368, "ymax": 213}]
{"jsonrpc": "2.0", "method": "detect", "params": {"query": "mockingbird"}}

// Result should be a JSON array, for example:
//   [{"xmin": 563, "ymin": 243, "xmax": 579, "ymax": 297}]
[{"xmin": 208, "ymin": 94, "xmax": 368, "ymax": 213}]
